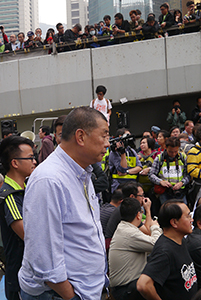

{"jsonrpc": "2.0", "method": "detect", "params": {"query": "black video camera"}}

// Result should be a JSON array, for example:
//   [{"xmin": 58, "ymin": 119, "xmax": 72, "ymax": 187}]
[
  {"xmin": 196, "ymin": 2, "xmax": 201, "ymax": 9},
  {"xmin": 110, "ymin": 133, "xmax": 135, "ymax": 153}
]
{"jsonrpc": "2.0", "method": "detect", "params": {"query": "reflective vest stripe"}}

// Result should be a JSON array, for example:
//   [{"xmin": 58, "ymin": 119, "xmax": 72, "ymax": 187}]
[
  {"xmin": 112, "ymin": 155, "xmax": 137, "ymax": 180},
  {"xmin": 112, "ymin": 174, "xmax": 138, "ymax": 179},
  {"xmin": 158, "ymin": 159, "xmax": 185, "ymax": 188}
]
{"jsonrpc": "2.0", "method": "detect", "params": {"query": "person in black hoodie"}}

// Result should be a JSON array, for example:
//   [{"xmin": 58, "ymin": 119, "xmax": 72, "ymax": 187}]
[
  {"xmin": 142, "ymin": 15, "xmax": 159, "ymax": 39},
  {"xmin": 158, "ymin": 3, "xmax": 174, "ymax": 29},
  {"xmin": 192, "ymin": 97, "xmax": 201, "ymax": 124}
]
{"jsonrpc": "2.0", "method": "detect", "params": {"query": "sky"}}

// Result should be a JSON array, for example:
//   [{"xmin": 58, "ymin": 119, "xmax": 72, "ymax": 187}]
[{"xmin": 38, "ymin": 0, "xmax": 67, "ymax": 25}]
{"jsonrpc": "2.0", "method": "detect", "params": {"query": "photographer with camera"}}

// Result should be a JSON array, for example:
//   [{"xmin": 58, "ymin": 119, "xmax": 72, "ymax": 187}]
[
  {"xmin": 166, "ymin": 99, "xmax": 187, "ymax": 130},
  {"xmin": 112, "ymin": 13, "xmax": 130, "ymax": 35},
  {"xmin": 183, "ymin": 1, "xmax": 197, "ymax": 25},
  {"xmin": 24, "ymin": 31, "xmax": 38, "ymax": 49},
  {"xmin": 149, "ymin": 136, "xmax": 190, "ymax": 205},
  {"xmin": 109, "ymin": 128, "xmax": 142, "ymax": 193}
]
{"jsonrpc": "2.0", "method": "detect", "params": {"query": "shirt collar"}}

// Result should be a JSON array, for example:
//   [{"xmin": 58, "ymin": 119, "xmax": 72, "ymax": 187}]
[
  {"xmin": 55, "ymin": 146, "xmax": 93, "ymax": 180},
  {"xmin": 4, "ymin": 175, "xmax": 25, "ymax": 190}
]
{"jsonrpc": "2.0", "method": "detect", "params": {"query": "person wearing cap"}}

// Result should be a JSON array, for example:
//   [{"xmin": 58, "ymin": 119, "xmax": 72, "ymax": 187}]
[
  {"xmin": 24, "ymin": 31, "xmax": 39, "ymax": 48},
  {"xmin": 151, "ymin": 126, "xmax": 160, "ymax": 149},
  {"xmin": 64, "ymin": 23, "xmax": 82, "ymax": 43}
]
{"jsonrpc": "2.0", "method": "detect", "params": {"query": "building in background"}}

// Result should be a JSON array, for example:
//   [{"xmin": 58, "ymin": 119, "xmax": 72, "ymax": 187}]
[
  {"xmin": 89, "ymin": 0, "xmax": 185, "ymax": 25},
  {"xmin": 88, "ymin": 0, "xmax": 154, "ymax": 25},
  {"xmin": 66, "ymin": 0, "xmax": 88, "ymax": 29},
  {"xmin": 0, "ymin": 0, "xmax": 39, "ymax": 39}
]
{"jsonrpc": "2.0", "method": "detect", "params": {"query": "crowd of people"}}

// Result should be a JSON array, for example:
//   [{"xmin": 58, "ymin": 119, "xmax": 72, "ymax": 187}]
[
  {"xmin": 0, "ymin": 0, "xmax": 201, "ymax": 55},
  {"xmin": 0, "ymin": 85, "xmax": 201, "ymax": 300}
]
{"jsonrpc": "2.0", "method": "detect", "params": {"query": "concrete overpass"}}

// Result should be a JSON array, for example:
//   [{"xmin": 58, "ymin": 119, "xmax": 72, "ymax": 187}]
[{"xmin": 0, "ymin": 31, "xmax": 200, "ymax": 136}]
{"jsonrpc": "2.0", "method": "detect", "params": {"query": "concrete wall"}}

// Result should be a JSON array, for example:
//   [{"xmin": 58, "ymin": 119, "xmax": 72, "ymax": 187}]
[{"xmin": 0, "ymin": 32, "xmax": 201, "ymax": 136}]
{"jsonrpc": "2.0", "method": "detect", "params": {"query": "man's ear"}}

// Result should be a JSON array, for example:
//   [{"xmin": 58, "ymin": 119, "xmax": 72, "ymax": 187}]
[
  {"xmin": 136, "ymin": 211, "xmax": 142, "ymax": 221},
  {"xmin": 170, "ymin": 218, "xmax": 178, "ymax": 229},
  {"xmin": 10, "ymin": 159, "xmax": 19, "ymax": 170},
  {"xmin": 75, "ymin": 129, "xmax": 86, "ymax": 146}
]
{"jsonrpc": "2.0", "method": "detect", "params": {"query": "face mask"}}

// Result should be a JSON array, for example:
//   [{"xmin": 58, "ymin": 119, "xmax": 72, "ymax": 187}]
[{"xmin": 90, "ymin": 31, "xmax": 95, "ymax": 35}]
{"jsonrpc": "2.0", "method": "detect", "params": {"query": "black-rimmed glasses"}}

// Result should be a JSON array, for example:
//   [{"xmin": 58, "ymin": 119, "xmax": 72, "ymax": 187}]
[{"xmin": 13, "ymin": 156, "xmax": 36, "ymax": 162}]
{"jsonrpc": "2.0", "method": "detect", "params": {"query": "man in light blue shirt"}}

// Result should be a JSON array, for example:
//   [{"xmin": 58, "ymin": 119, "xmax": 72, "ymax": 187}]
[{"xmin": 18, "ymin": 107, "xmax": 110, "ymax": 300}]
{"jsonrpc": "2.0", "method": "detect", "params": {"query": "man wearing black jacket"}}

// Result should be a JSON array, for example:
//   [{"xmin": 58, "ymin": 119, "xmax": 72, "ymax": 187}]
[
  {"xmin": 113, "ymin": 13, "xmax": 130, "ymax": 35},
  {"xmin": 65, "ymin": 23, "xmax": 82, "ymax": 43},
  {"xmin": 142, "ymin": 15, "xmax": 159, "ymax": 39},
  {"xmin": 158, "ymin": 3, "xmax": 174, "ymax": 29}
]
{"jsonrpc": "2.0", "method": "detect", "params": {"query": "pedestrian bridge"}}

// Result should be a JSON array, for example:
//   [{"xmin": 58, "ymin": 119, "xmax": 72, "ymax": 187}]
[{"xmin": 0, "ymin": 31, "xmax": 200, "ymax": 134}]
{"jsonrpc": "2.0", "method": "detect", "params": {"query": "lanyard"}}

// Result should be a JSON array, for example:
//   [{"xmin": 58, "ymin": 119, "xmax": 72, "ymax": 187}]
[{"xmin": 83, "ymin": 182, "xmax": 94, "ymax": 211}]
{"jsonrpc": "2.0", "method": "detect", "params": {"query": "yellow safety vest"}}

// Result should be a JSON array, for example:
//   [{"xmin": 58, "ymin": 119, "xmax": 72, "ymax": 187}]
[{"xmin": 112, "ymin": 156, "xmax": 137, "ymax": 180}]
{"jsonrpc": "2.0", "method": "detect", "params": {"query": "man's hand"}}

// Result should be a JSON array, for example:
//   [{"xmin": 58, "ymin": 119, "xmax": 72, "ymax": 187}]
[
  {"xmin": 143, "ymin": 197, "xmax": 151, "ymax": 212},
  {"xmin": 172, "ymin": 108, "xmax": 175, "ymax": 115},
  {"xmin": 183, "ymin": 18, "xmax": 189, "ymax": 24},
  {"xmin": 140, "ymin": 168, "xmax": 150, "ymax": 175},
  {"xmin": 176, "ymin": 108, "xmax": 181, "ymax": 114},
  {"xmin": 150, "ymin": 219, "xmax": 159, "ymax": 226},
  {"xmin": 117, "ymin": 171, "xmax": 127, "ymax": 176},
  {"xmin": 161, "ymin": 22, "xmax": 166, "ymax": 28},
  {"xmin": 172, "ymin": 182, "xmax": 183, "ymax": 190},
  {"xmin": 112, "ymin": 26, "xmax": 119, "ymax": 35},
  {"xmin": 160, "ymin": 180, "xmax": 172, "ymax": 188}
]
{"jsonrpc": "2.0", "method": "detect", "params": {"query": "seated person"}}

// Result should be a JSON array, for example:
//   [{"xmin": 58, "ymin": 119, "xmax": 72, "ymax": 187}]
[
  {"xmin": 109, "ymin": 127, "xmax": 142, "ymax": 193},
  {"xmin": 186, "ymin": 205, "xmax": 201, "ymax": 290},
  {"xmin": 112, "ymin": 13, "xmax": 130, "ymax": 35},
  {"xmin": 109, "ymin": 198, "xmax": 161, "ymax": 300},
  {"xmin": 166, "ymin": 100, "xmax": 187, "ymax": 130},
  {"xmin": 157, "ymin": 130, "xmax": 169, "ymax": 152},
  {"xmin": 179, "ymin": 133, "xmax": 194, "ymax": 154},
  {"xmin": 151, "ymin": 125, "xmax": 160, "ymax": 149},
  {"xmin": 100, "ymin": 188, "xmax": 123, "ymax": 237},
  {"xmin": 158, "ymin": 3, "xmax": 174, "ymax": 29},
  {"xmin": 142, "ymin": 15, "xmax": 160, "ymax": 38},
  {"xmin": 137, "ymin": 199, "xmax": 197, "ymax": 300},
  {"xmin": 105, "ymin": 182, "xmax": 153, "ymax": 239},
  {"xmin": 182, "ymin": 120, "xmax": 195, "ymax": 142},
  {"xmin": 170, "ymin": 125, "xmax": 181, "ymax": 137}
]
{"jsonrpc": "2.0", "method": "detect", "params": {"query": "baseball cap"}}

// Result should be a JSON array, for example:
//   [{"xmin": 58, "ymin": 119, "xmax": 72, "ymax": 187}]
[{"xmin": 27, "ymin": 31, "xmax": 34, "ymax": 37}]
